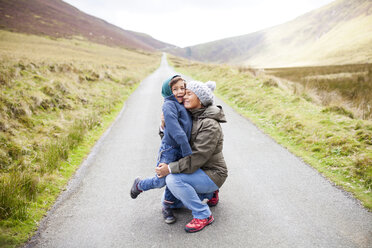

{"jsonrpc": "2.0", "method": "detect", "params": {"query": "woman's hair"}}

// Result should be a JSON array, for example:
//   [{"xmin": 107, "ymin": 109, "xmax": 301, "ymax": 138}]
[{"xmin": 169, "ymin": 76, "xmax": 186, "ymax": 89}]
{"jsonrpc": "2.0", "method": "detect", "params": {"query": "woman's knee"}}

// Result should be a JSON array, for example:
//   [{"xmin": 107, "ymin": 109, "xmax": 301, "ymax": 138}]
[
  {"xmin": 165, "ymin": 174, "xmax": 176, "ymax": 186},
  {"xmin": 165, "ymin": 174, "xmax": 182, "ymax": 199},
  {"xmin": 165, "ymin": 174, "xmax": 182, "ymax": 187}
]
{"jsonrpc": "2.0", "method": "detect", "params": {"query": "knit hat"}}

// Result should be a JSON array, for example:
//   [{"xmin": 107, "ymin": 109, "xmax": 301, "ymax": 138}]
[
  {"xmin": 186, "ymin": 80, "xmax": 216, "ymax": 107},
  {"xmin": 161, "ymin": 75, "xmax": 181, "ymax": 97}
]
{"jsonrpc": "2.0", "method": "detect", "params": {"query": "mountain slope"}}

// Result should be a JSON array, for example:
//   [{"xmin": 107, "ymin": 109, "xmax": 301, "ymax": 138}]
[
  {"xmin": 0, "ymin": 0, "xmax": 176, "ymax": 51},
  {"xmin": 170, "ymin": 0, "xmax": 372, "ymax": 67}
]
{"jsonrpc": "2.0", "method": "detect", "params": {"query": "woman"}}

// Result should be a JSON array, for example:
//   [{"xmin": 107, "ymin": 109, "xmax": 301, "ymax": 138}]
[{"xmin": 156, "ymin": 80, "xmax": 228, "ymax": 233}]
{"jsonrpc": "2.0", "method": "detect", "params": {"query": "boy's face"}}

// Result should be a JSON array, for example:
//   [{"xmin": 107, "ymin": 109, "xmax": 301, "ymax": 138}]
[{"xmin": 172, "ymin": 80, "xmax": 186, "ymax": 103}]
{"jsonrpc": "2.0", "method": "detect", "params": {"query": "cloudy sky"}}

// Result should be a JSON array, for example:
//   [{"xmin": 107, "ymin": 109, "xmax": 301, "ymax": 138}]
[{"xmin": 63, "ymin": 0, "xmax": 335, "ymax": 47}]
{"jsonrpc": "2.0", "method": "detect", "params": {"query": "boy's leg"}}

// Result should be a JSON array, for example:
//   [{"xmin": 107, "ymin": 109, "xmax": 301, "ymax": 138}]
[
  {"xmin": 131, "ymin": 145, "xmax": 175, "ymax": 199},
  {"xmin": 138, "ymin": 175, "xmax": 166, "ymax": 191},
  {"xmin": 161, "ymin": 189, "xmax": 181, "ymax": 224},
  {"xmin": 131, "ymin": 175, "xmax": 166, "ymax": 199},
  {"xmin": 163, "ymin": 186, "xmax": 178, "ymax": 205},
  {"xmin": 161, "ymin": 148, "xmax": 185, "ymax": 205}
]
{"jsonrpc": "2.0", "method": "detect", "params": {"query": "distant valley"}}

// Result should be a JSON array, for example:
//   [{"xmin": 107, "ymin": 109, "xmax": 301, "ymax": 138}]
[
  {"xmin": 1, "ymin": 0, "xmax": 370, "ymax": 67},
  {"xmin": 168, "ymin": 0, "xmax": 372, "ymax": 67}
]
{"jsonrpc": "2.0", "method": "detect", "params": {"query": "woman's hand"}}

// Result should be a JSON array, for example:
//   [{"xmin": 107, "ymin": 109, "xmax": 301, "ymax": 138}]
[{"xmin": 156, "ymin": 163, "xmax": 170, "ymax": 178}]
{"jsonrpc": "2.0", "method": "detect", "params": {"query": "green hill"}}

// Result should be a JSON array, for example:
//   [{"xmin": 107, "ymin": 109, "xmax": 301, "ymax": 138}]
[{"xmin": 0, "ymin": 0, "xmax": 176, "ymax": 51}]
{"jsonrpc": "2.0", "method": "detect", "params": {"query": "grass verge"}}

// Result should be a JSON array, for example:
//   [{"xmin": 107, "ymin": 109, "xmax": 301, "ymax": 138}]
[
  {"xmin": 0, "ymin": 96, "xmax": 134, "ymax": 247},
  {"xmin": 264, "ymin": 64, "xmax": 372, "ymax": 119},
  {"xmin": 0, "ymin": 30, "xmax": 160, "ymax": 247},
  {"xmin": 168, "ymin": 55, "xmax": 372, "ymax": 210}
]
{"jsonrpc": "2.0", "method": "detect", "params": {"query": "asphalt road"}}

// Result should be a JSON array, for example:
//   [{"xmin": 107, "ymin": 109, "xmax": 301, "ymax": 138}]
[{"xmin": 25, "ymin": 54, "xmax": 372, "ymax": 248}]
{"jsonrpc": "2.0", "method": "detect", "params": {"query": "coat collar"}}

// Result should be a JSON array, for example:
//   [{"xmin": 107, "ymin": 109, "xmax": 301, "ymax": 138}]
[
  {"xmin": 189, "ymin": 107, "xmax": 206, "ymax": 119},
  {"xmin": 189, "ymin": 105, "xmax": 226, "ymax": 123}
]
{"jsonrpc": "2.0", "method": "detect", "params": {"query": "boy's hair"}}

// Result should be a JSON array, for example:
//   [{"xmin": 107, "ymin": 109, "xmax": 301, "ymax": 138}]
[{"xmin": 169, "ymin": 76, "xmax": 186, "ymax": 89}]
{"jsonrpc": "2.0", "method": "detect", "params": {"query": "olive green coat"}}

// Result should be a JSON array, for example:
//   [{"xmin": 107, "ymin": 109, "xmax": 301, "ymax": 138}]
[{"xmin": 169, "ymin": 105, "xmax": 228, "ymax": 188}]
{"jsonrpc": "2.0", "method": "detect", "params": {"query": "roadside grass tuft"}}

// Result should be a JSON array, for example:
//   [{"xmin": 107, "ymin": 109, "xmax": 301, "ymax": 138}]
[
  {"xmin": 322, "ymin": 106, "xmax": 354, "ymax": 119},
  {"xmin": 168, "ymin": 55, "xmax": 372, "ymax": 209},
  {"xmin": 42, "ymin": 115, "xmax": 100, "ymax": 173},
  {"xmin": 0, "ymin": 172, "xmax": 38, "ymax": 220}
]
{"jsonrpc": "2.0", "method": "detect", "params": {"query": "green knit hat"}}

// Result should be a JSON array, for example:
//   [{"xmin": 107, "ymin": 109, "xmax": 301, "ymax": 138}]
[{"xmin": 161, "ymin": 75, "xmax": 180, "ymax": 97}]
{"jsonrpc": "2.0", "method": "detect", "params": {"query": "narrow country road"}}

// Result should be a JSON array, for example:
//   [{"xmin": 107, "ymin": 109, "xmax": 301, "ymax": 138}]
[{"xmin": 26, "ymin": 54, "xmax": 372, "ymax": 248}]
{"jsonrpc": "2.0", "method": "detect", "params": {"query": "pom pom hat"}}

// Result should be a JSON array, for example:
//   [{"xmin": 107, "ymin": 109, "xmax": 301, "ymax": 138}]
[{"xmin": 186, "ymin": 80, "xmax": 216, "ymax": 107}]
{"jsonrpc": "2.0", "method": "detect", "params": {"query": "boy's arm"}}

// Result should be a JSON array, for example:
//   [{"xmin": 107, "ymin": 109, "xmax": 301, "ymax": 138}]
[{"xmin": 163, "ymin": 102, "xmax": 192, "ymax": 157}]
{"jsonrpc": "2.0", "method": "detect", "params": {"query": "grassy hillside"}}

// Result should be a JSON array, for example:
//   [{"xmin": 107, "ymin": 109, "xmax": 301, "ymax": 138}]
[
  {"xmin": 264, "ymin": 64, "xmax": 372, "ymax": 119},
  {"xmin": 0, "ymin": 30, "xmax": 160, "ymax": 247},
  {"xmin": 0, "ymin": 0, "xmax": 176, "ymax": 51},
  {"xmin": 169, "ymin": 55, "xmax": 372, "ymax": 210},
  {"xmin": 170, "ymin": 0, "xmax": 372, "ymax": 67}
]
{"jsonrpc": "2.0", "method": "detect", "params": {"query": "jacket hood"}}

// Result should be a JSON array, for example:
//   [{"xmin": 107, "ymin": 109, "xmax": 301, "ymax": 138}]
[
  {"xmin": 190, "ymin": 105, "xmax": 226, "ymax": 123},
  {"xmin": 161, "ymin": 77, "xmax": 172, "ymax": 98}
]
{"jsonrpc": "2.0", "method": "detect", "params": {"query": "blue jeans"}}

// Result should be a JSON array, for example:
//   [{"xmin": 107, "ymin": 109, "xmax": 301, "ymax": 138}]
[
  {"xmin": 138, "ymin": 143, "xmax": 181, "ymax": 203},
  {"xmin": 165, "ymin": 169, "xmax": 219, "ymax": 219}
]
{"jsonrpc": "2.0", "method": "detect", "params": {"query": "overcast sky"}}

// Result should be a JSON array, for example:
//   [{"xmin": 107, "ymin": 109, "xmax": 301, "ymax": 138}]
[{"xmin": 63, "ymin": 0, "xmax": 335, "ymax": 47}]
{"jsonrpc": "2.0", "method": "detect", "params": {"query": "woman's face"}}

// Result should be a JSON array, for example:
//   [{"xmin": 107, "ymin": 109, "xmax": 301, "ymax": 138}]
[
  {"xmin": 183, "ymin": 89, "xmax": 202, "ymax": 109},
  {"xmin": 171, "ymin": 80, "xmax": 186, "ymax": 103}
]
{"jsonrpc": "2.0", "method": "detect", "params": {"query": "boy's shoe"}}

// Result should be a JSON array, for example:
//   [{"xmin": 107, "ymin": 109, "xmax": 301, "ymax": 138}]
[
  {"xmin": 184, "ymin": 215, "xmax": 214, "ymax": 233},
  {"xmin": 130, "ymin": 177, "xmax": 142, "ymax": 199},
  {"xmin": 162, "ymin": 207, "xmax": 176, "ymax": 224},
  {"xmin": 207, "ymin": 190, "xmax": 219, "ymax": 207}
]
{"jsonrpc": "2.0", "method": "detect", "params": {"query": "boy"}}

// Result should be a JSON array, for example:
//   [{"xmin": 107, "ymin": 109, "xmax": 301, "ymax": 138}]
[{"xmin": 130, "ymin": 75, "xmax": 192, "ymax": 224}]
